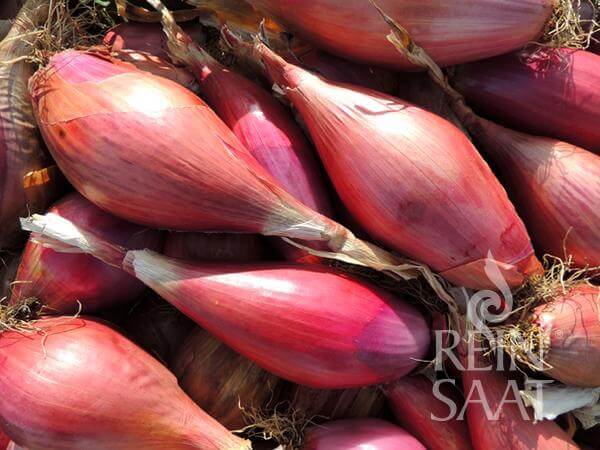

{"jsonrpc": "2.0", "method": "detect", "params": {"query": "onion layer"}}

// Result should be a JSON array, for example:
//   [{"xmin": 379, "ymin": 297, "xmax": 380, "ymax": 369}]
[
  {"xmin": 10, "ymin": 192, "xmax": 162, "ymax": 314},
  {"xmin": 0, "ymin": 316, "xmax": 250, "ymax": 449},
  {"xmin": 453, "ymin": 50, "xmax": 600, "ymax": 154}
]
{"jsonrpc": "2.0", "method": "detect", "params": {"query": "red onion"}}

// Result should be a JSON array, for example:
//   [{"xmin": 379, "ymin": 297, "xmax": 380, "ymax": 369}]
[
  {"xmin": 460, "ymin": 344, "xmax": 578, "ymax": 450},
  {"xmin": 248, "ymin": 0, "xmax": 555, "ymax": 70},
  {"xmin": 125, "ymin": 252, "xmax": 430, "ymax": 388},
  {"xmin": 10, "ymin": 192, "xmax": 162, "ymax": 314},
  {"xmin": 385, "ymin": 375, "xmax": 473, "ymax": 450},
  {"xmin": 29, "ymin": 49, "xmax": 413, "ymax": 282},
  {"xmin": 164, "ymin": 232, "xmax": 265, "ymax": 262},
  {"xmin": 122, "ymin": 293, "xmax": 195, "ymax": 365},
  {"xmin": 0, "ymin": 0, "xmax": 60, "ymax": 249},
  {"xmin": 171, "ymin": 327, "xmax": 282, "ymax": 430},
  {"xmin": 0, "ymin": 316, "xmax": 250, "ymax": 449},
  {"xmin": 301, "ymin": 419, "xmax": 425, "ymax": 449},
  {"xmin": 510, "ymin": 284, "xmax": 600, "ymax": 387},
  {"xmin": 453, "ymin": 50, "xmax": 600, "ymax": 153},
  {"xmin": 468, "ymin": 118, "xmax": 599, "ymax": 268},
  {"xmin": 104, "ymin": 22, "xmax": 205, "ymax": 63},
  {"xmin": 20, "ymin": 213, "xmax": 431, "ymax": 389},
  {"xmin": 248, "ymin": 41, "xmax": 541, "ymax": 290}
]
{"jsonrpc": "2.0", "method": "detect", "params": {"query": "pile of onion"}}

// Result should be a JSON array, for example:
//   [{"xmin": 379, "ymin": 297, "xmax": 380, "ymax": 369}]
[
  {"xmin": 21, "ymin": 212, "xmax": 431, "ymax": 389},
  {"xmin": 10, "ymin": 192, "xmax": 162, "ymax": 314},
  {"xmin": 29, "ymin": 47, "xmax": 413, "ymax": 285}
]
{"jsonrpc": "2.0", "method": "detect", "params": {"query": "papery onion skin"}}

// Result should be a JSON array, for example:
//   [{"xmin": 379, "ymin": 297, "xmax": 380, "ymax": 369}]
[
  {"xmin": 460, "ymin": 347, "xmax": 578, "ymax": 450},
  {"xmin": 385, "ymin": 376, "xmax": 473, "ymax": 450},
  {"xmin": 249, "ymin": 0, "xmax": 553, "ymax": 70},
  {"xmin": 0, "ymin": 316, "xmax": 250, "ymax": 450},
  {"xmin": 10, "ymin": 192, "xmax": 162, "ymax": 314},
  {"xmin": 104, "ymin": 22, "xmax": 205, "ymax": 63},
  {"xmin": 122, "ymin": 293, "xmax": 195, "ymax": 365},
  {"xmin": 252, "ymin": 43, "xmax": 540, "ymax": 290},
  {"xmin": 124, "ymin": 250, "xmax": 430, "ymax": 388},
  {"xmin": 0, "ymin": 0, "xmax": 59, "ymax": 249},
  {"xmin": 164, "ymin": 232, "xmax": 265, "ymax": 262},
  {"xmin": 469, "ymin": 119, "xmax": 600, "ymax": 269},
  {"xmin": 453, "ymin": 50, "xmax": 600, "ymax": 154},
  {"xmin": 533, "ymin": 284, "xmax": 600, "ymax": 387},
  {"xmin": 171, "ymin": 327, "xmax": 282, "ymax": 430},
  {"xmin": 301, "ymin": 418, "xmax": 425, "ymax": 450}
]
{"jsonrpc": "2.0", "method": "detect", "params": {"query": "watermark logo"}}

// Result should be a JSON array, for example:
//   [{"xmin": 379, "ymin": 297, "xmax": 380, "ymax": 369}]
[{"xmin": 429, "ymin": 251, "xmax": 550, "ymax": 422}]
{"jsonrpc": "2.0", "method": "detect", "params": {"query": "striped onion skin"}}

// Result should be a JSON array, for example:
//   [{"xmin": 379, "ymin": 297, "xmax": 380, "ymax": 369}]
[
  {"xmin": 249, "ymin": 0, "xmax": 553, "ymax": 70},
  {"xmin": 468, "ymin": 119, "xmax": 600, "ymax": 269},
  {"xmin": 454, "ymin": 50, "xmax": 600, "ymax": 154}
]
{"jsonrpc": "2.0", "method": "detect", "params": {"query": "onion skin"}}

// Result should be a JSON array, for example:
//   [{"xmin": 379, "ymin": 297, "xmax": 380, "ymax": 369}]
[
  {"xmin": 0, "ymin": 316, "xmax": 250, "ymax": 450},
  {"xmin": 253, "ymin": 43, "xmax": 541, "ymax": 290},
  {"xmin": 122, "ymin": 293, "xmax": 195, "ymax": 365},
  {"xmin": 385, "ymin": 376, "xmax": 473, "ymax": 450},
  {"xmin": 164, "ymin": 232, "xmax": 265, "ymax": 262},
  {"xmin": 469, "ymin": 119, "xmax": 600, "ymax": 268},
  {"xmin": 453, "ymin": 50, "xmax": 600, "ymax": 154},
  {"xmin": 533, "ymin": 284, "xmax": 600, "ymax": 387},
  {"xmin": 301, "ymin": 418, "xmax": 425, "ymax": 450},
  {"xmin": 104, "ymin": 22, "xmax": 205, "ymax": 63},
  {"xmin": 249, "ymin": 0, "xmax": 552, "ymax": 70},
  {"xmin": 461, "ymin": 349, "xmax": 578, "ymax": 450},
  {"xmin": 124, "ymin": 250, "xmax": 430, "ymax": 388},
  {"xmin": 10, "ymin": 193, "xmax": 162, "ymax": 314},
  {"xmin": 171, "ymin": 328, "xmax": 282, "ymax": 430},
  {"xmin": 0, "ymin": 0, "xmax": 59, "ymax": 249}
]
